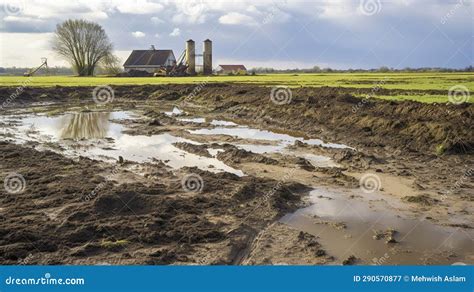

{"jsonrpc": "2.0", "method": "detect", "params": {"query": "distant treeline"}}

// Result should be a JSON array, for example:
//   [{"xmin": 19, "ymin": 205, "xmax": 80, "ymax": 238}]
[
  {"xmin": 1, "ymin": 65, "xmax": 473, "ymax": 76},
  {"xmin": 249, "ymin": 65, "xmax": 474, "ymax": 74},
  {"xmin": 0, "ymin": 67, "xmax": 74, "ymax": 76},
  {"xmin": 0, "ymin": 66, "xmax": 119, "ymax": 76}
]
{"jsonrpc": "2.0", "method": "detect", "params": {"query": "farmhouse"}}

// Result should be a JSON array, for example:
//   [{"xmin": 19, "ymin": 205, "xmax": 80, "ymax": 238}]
[
  {"xmin": 216, "ymin": 64, "xmax": 247, "ymax": 75},
  {"xmin": 123, "ymin": 40, "xmax": 212, "ymax": 76},
  {"xmin": 123, "ymin": 46, "xmax": 176, "ymax": 73}
]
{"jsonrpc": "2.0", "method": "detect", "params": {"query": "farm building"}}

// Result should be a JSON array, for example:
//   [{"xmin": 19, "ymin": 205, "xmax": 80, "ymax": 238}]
[
  {"xmin": 123, "ymin": 46, "xmax": 176, "ymax": 73},
  {"xmin": 216, "ymin": 65, "xmax": 247, "ymax": 75},
  {"xmin": 123, "ymin": 40, "xmax": 213, "ymax": 76}
]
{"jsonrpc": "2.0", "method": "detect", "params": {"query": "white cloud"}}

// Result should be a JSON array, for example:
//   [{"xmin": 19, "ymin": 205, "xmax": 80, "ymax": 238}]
[
  {"xmin": 150, "ymin": 16, "xmax": 164, "ymax": 24},
  {"xmin": 6, "ymin": 0, "xmax": 109, "ymax": 20},
  {"xmin": 219, "ymin": 12, "xmax": 256, "ymax": 25},
  {"xmin": 246, "ymin": 5, "xmax": 259, "ymax": 13},
  {"xmin": 0, "ymin": 33, "xmax": 68, "ymax": 67},
  {"xmin": 173, "ymin": 0, "xmax": 208, "ymax": 19},
  {"xmin": 116, "ymin": 0, "xmax": 163, "ymax": 14},
  {"xmin": 169, "ymin": 28, "xmax": 181, "ymax": 37},
  {"xmin": 3, "ymin": 16, "xmax": 45, "ymax": 23},
  {"xmin": 316, "ymin": 0, "xmax": 357, "ymax": 19},
  {"xmin": 85, "ymin": 10, "xmax": 108, "ymax": 20},
  {"xmin": 171, "ymin": 13, "xmax": 207, "ymax": 25},
  {"xmin": 131, "ymin": 31, "xmax": 146, "ymax": 38},
  {"xmin": 0, "ymin": 0, "xmax": 470, "ymax": 70}
]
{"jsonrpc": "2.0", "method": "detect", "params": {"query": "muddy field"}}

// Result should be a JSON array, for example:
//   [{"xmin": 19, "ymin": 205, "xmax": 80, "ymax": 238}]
[{"xmin": 0, "ymin": 84, "xmax": 472, "ymax": 265}]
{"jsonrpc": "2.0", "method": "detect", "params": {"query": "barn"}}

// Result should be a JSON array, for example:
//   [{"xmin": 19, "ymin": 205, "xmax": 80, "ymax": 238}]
[
  {"xmin": 123, "ymin": 46, "xmax": 176, "ymax": 73},
  {"xmin": 216, "ymin": 64, "xmax": 247, "ymax": 75}
]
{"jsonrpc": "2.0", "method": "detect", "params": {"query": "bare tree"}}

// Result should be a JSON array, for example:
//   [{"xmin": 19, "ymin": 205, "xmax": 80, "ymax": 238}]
[
  {"xmin": 52, "ymin": 19, "xmax": 113, "ymax": 76},
  {"xmin": 98, "ymin": 54, "xmax": 122, "ymax": 75}
]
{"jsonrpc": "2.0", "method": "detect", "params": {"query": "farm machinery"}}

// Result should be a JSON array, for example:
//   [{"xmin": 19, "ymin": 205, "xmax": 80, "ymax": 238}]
[
  {"xmin": 152, "ymin": 49, "xmax": 188, "ymax": 77},
  {"xmin": 24, "ymin": 58, "xmax": 49, "ymax": 77}
]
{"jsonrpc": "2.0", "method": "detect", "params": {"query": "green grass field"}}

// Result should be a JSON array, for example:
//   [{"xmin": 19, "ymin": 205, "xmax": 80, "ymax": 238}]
[{"xmin": 0, "ymin": 72, "xmax": 472, "ymax": 103}]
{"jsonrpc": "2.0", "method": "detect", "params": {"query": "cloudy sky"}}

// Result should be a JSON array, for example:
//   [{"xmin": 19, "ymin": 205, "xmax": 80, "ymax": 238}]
[{"xmin": 0, "ymin": 0, "xmax": 472, "ymax": 69}]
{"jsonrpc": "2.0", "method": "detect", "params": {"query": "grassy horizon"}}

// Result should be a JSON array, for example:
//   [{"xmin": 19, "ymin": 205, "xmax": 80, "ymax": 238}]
[{"xmin": 0, "ymin": 72, "xmax": 472, "ymax": 103}]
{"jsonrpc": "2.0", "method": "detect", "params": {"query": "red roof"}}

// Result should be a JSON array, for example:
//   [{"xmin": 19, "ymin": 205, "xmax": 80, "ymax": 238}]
[{"xmin": 217, "ymin": 65, "xmax": 247, "ymax": 71}]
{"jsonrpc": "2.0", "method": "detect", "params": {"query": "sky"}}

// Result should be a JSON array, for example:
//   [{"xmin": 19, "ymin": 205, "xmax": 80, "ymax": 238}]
[{"xmin": 0, "ymin": 0, "xmax": 472, "ymax": 69}]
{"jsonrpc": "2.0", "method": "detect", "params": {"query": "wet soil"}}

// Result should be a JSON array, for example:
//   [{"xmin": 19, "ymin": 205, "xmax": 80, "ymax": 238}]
[
  {"xmin": 1, "ymin": 84, "xmax": 471, "ymax": 154},
  {"xmin": 0, "ymin": 141, "xmax": 309, "ymax": 265},
  {"xmin": 0, "ymin": 83, "xmax": 472, "ymax": 265}
]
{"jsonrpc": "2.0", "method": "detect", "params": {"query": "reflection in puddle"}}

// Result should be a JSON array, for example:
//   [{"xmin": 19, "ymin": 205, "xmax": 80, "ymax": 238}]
[
  {"xmin": 211, "ymin": 120, "xmax": 238, "ymax": 126},
  {"xmin": 3, "ymin": 110, "xmax": 472, "ymax": 265},
  {"xmin": 281, "ymin": 187, "xmax": 474, "ymax": 265},
  {"xmin": 178, "ymin": 117, "xmax": 238, "ymax": 126},
  {"xmin": 2, "ymin": 111, "xmax": 344, "ymax": 174},
  {"xmin": 301, "ymin": 154, "xmax": 340, "ymax": 168},
  {"xmin": 189, "ymin": 126, "xmax": 351, "ymax": 150},
  {"xmin": 89, "ymin": 133, "xmax": 243, "ymax": 176},
  {"xmin": 189, "ymin": 124, "xmax": 348, "ymax": 167},
  {"xmin": 18, "ymin": 112, "xmax": 124, "ymax": 141},
  {"xmin": 165, "ymin": 107, "xmax": 183, "ymax": 116},
  {"xmin": 2, "ymin": 111, "xmax": 243, "ymax": 176},
  {"xmin": 178, "ymin": 117, "xmax": 206, "ymax": 123},
  {"xmin": 236, "ymin": 144, "xmax": 285, "ymax": 154},
  {"xmin": 60, "ymin": 112, "xmax": 110, "ymax": 140}
]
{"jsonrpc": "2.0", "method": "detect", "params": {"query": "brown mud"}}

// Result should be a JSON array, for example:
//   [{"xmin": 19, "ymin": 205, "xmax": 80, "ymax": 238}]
[
  {"xmin": 0, "ymin": 83, "xmax": 472, "ymax": 265},
  {"xmin": 0, "ymin": 84, "xmax": 471, "ymax": 154},
  {"xmin": 0, "ymin": 141, "xmax": 310, "ymax": 264}
]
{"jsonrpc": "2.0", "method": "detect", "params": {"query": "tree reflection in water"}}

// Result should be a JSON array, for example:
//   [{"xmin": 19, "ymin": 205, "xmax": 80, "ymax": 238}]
[{"xmin": 60, "ymin": 112, "xmax": 110, "ymax": 140}]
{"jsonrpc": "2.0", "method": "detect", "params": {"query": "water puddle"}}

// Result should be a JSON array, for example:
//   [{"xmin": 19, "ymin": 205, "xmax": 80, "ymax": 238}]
[
  {"xmin": 235, "ymin": 144, "xmax": 285, "ymax": 154},
  {"xmin": 281, "ymin": 187, "xmax": 474, "ymax": 265},
  {"xmin": 187, "ymin": 122, "xmax": 348, "ymax": 167},
  {"xmin": 20, "ymin": 111, "xmax": 126, "ymax": 140},
  {"xmin": 210, "ymin": 120, "xmax": 238, "ymax": 126},
  {"xmin": 178, "ymin": 117, "xmax": 206, "ymax": 123},
  {"xmin": 301, "ymin": 154, "xmax": 341, "ymax": 168},
  {"xmin": 3, "ymin": 108, "xmax": 470, "ymax": 265},
  {"xmin": 0, "ymin": 111, "xmax": 243, "ymax": 176},
  {"xmin": 178, "ymin": 117, "xmax": 238, "ymax": 126},
  {"xmin": 165, "ymin": 107, "xmax": 184, "ymax": 116},
  {"xmin": 1, "ymin": 109, "xmax": 345, "ymax": 175},
  {"xmin": 188, "ymin": 126, "xmax": 351, "ymax": 150}
]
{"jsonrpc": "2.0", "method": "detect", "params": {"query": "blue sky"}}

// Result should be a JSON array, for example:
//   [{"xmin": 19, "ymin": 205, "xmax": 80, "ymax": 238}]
[{"xmin": 0, "ymin": 0, "xmax": 472, "ymax": 69}]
